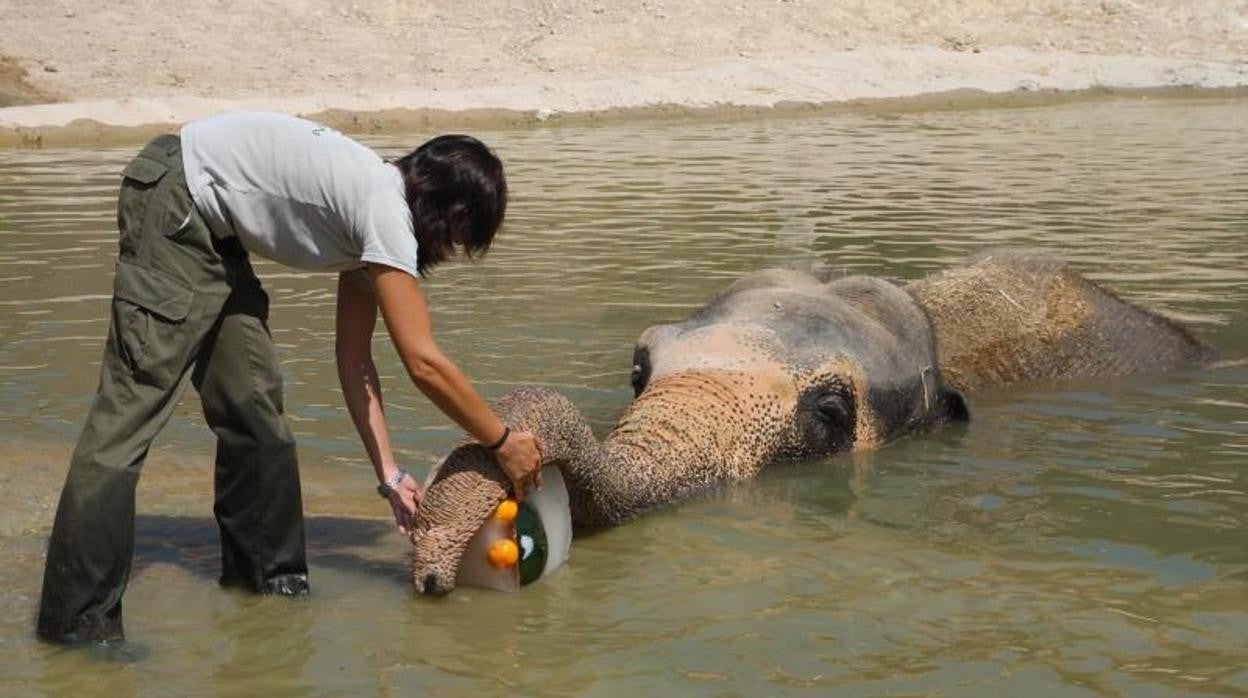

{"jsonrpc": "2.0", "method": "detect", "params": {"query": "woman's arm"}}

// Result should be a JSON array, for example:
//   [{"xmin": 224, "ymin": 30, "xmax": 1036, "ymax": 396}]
[
  {"xmin": 365, "ymin": 265, "xmax": 543, "ymax": 494},
  {"xmin": 336, "ymin": 270, "xmax": 421, "ymax": 532}
]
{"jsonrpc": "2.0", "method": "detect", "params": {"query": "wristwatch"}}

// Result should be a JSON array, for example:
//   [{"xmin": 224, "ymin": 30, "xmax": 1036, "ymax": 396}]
[{"xmin": 377, "ymin": 468, "xmax": 409, "ymax": 499}]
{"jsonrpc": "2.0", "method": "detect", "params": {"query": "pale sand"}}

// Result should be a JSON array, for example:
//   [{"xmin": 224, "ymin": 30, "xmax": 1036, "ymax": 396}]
[{"xmin": 1, "ymin": 0, "xmax": 1246, "ymax": 144}]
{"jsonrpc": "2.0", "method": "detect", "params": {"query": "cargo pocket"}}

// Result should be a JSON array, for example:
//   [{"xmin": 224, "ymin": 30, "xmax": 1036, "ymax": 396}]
[
  {"xmin": 121, "ymin": 155, "xmax": 168, "ymax": 188},
  {"xmin": 111, "ymin": 258, "xmax": 195, "ymax": 389},
  {"xmin": 117, "ymin": 155, "xmax": 171, "ymax": 255}
]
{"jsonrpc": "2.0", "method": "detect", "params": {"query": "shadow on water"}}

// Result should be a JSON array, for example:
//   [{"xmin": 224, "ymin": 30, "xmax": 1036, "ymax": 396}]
[{"xmin": 131, "ymin": 514, "xmax": 408, "ymax": 585}]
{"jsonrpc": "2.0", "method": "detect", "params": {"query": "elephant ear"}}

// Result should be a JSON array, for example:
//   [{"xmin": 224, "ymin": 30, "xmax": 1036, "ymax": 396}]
[
  {"xmin": 920, "ymin": 362, "xmax": 970, "ymax": 425},
  {"xmin": 939, "ymin": 385, "xmax": 969, "ymax": 423}
]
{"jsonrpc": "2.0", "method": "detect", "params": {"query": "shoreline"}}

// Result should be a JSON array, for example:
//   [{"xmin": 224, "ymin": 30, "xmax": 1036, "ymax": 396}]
[{"xmin": 3, "ymin": 47, "xmax": 1245, "ymax": 148}]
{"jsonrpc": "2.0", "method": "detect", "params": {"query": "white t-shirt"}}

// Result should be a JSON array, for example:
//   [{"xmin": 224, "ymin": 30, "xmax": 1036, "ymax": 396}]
[{"xmin": 180, "ymin": 111, "xmax": 418, "ymax": 278}]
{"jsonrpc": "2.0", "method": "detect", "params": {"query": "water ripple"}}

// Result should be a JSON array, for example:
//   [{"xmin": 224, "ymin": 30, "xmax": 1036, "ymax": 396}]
[{"xmin": 1, "ymin": 99, "xmax": 1246, "ymax": 694}]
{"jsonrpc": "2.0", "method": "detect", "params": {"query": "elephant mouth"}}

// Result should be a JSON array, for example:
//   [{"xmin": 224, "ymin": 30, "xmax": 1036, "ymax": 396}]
[
  {"xmin": 416, "ymin": 571, "xmax": 451, "ymax": 596},
  {"xmin": 411, "ymin": 527, "xmax": 472, "ymax": 596},
  {"xmin": 411, "ymin": 530, "xmax": 480, "ymax": 596}
]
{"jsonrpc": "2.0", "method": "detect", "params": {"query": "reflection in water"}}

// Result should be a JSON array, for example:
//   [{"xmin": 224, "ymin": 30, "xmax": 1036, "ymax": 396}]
[{"xmin": 1, "ymin": 97, "xmax": 1246, "ymax": 694}]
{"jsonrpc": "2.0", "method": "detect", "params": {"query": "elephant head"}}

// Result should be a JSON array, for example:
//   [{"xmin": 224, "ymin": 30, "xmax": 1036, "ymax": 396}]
[{"xmin": 410, "ymin": 267, "xmax": 967, "ymax": 595}]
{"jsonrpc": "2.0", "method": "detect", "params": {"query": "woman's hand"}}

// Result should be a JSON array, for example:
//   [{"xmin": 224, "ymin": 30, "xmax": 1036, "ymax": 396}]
[
  {"xmin": 495, "ymin": 430, "xmax": 543, "ymax": 500},
  {"xmin": 386, "ymin": 474, "xmax": 423, "ymax": 535}
]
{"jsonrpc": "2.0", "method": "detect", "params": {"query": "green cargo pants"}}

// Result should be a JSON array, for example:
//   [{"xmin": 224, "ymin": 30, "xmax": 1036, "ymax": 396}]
[{"xmin": 37, "ymin": 134, "xmax": 308, "ymax": 644}]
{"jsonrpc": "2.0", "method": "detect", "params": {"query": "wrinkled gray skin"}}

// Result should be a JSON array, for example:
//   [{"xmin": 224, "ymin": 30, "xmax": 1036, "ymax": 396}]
[{"xmin": 411, "ymin": 251, "xmax": 1211, "ymax": 595}]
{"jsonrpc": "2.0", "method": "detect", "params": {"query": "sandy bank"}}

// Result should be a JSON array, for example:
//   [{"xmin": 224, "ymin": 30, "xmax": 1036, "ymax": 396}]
[
  {"xmin": 1, "ymin": 48, "xmax": 1245, "ymax": 147},
  {"xmin": 1, "ymin": 0, "xmax": 1246, "ymax": 145}
]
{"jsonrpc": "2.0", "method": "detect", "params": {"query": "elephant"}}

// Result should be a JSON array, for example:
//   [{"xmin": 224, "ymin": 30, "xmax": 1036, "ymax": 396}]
[{"xmin": 409, "ymin": 250, "xmax": 1213, "ymax": 595}]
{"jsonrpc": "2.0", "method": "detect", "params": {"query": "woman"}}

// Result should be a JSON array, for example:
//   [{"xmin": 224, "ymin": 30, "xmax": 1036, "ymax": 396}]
[{"xmin": 37, "ymin": 111, "xmax": 543, "ymax": 644}]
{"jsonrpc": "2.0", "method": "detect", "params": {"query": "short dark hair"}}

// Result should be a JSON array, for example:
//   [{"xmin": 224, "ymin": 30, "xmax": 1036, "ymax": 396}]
[{"xmin": 393, "ymin": 134, "xmax": 507, "ymax": 277}]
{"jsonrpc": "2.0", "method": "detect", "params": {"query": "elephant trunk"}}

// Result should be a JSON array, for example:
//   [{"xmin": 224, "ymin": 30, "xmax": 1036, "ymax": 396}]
[
  {"xmin": 565, "ymin": 370, "xmax": 764, "ymax": 527},
  {"xmin": 410, "ymin": 373, "xmax": 767, "ymax": 593}
]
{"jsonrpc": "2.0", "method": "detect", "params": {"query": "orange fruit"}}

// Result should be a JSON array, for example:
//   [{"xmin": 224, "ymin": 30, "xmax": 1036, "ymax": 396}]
[
  {"xmin": 494, "ymin": 499, "xmax": 519, "ymax": 523},
  {"xmin": 487, "ymin": 539, "xmax": 519, "ymax": 569}
]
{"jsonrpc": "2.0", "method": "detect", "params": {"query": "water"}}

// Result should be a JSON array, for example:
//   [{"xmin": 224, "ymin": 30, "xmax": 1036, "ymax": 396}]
[{"xmin": 1, "ymin": 97, "xmax": 1246, "ymax": 695}]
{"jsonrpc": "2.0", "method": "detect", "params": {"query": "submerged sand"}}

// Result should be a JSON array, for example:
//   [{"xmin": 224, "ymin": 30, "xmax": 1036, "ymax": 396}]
[{"xmin": 1, "ymin": 0, "xmax": 1246, "ymax": 145}]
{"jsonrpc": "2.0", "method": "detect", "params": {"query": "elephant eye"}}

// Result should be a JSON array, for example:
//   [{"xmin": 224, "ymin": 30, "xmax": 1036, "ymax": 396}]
[
  {"xmin": 814, "ymin": 393, "xmax": 850, "ymax": 425},
  {"xmin": 790, "ymin": 382, "xmax": 858, "ymax": 457}
]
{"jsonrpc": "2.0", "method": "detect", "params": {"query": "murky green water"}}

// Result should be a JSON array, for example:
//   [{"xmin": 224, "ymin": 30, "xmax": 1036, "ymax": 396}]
[{"xmin": 1, "ymin": 97, "xmax": 1246, "ymax": 695}]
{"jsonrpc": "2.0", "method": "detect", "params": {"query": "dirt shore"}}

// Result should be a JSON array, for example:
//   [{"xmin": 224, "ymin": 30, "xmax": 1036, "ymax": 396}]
[{"xmin": 1, "ymin": 0, "xmax": 1246, "ymax": 145}]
